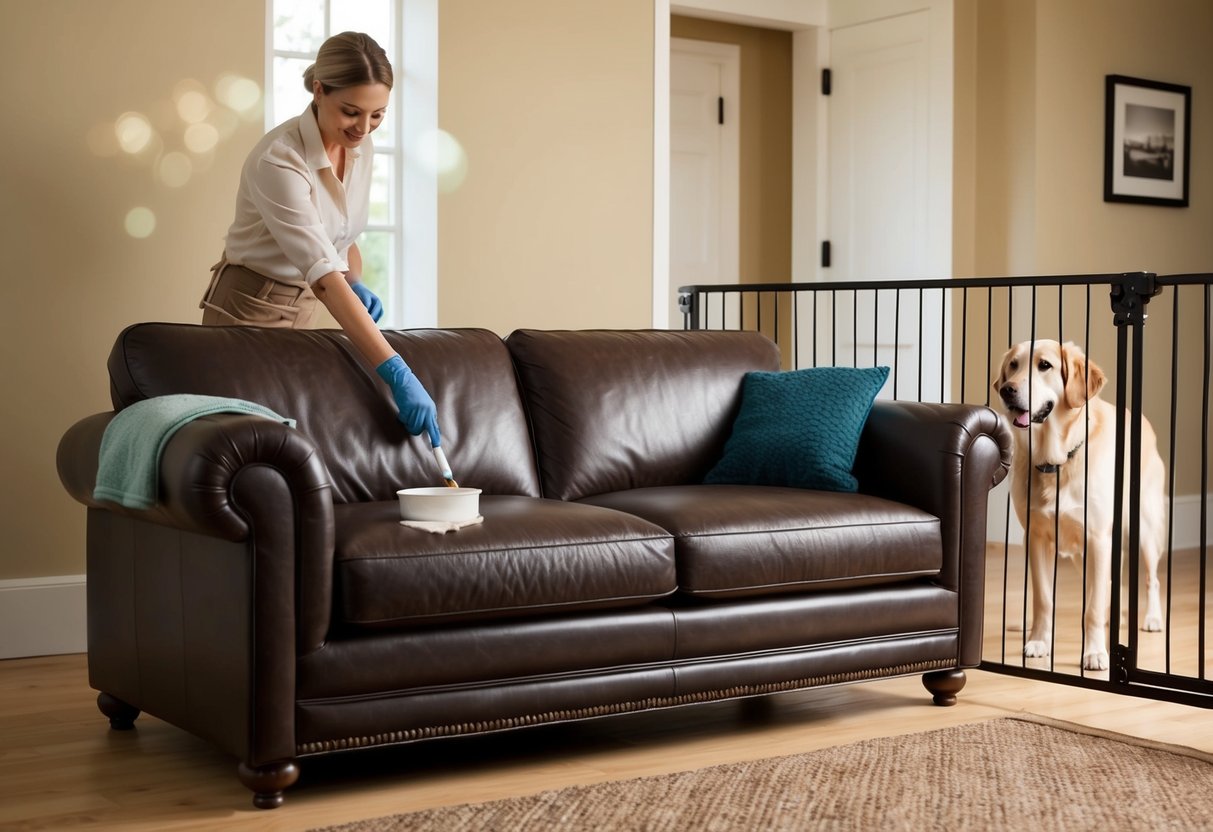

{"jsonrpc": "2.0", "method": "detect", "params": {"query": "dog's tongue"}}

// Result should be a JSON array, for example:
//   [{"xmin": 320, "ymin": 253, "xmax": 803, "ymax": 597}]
[{"xmin": 1014, "ymin": 411, "xmax": 1031, "ymax": 428}]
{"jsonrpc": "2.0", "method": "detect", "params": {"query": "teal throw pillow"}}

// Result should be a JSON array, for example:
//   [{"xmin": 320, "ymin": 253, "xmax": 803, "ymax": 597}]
[{"xmin": 705, "ymin": 366, "xmax": 890, "ymax": 492}]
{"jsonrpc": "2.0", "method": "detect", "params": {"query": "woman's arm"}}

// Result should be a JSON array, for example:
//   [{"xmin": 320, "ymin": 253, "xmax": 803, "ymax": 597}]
[
  {"xmin": 344, "ymin": 243, "xmax": 364, "ymax": 282},
  {"xmin": 312, "ymin": 271, "xmax": 393, "ymax": 364},
  {"xmin": 340, "ymin": 243, "xmax": 383, "ymax": 321},
  {"xmin": 312, "ymin": 271, "xmax": 439, "ymax": 441}
]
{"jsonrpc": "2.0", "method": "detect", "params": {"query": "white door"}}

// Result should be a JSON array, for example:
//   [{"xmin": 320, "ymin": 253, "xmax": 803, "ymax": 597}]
[
  {"xmin": 822, "ymin": 10, "xmax": 949, "ymax": 401},
  {"xmin": 669, "ymin": 38, "xmax": 740, "ymax": 330}
]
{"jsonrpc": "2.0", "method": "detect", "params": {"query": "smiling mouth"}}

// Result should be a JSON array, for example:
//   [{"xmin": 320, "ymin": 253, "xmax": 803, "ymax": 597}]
[{"xmin": 1007, "ymin": 401, "xmax": 1053, "ymax": 428}]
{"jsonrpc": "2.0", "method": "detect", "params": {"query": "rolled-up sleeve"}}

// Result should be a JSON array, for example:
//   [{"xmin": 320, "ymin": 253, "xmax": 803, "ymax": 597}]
[{"xmin": 248, "ymin": 157, "xmax": 347, "ymax": 284}]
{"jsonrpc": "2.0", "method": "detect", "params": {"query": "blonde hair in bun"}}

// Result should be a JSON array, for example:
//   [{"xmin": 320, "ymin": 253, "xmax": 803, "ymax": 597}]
[{"xmin": 303, "ymin": 31, "xmax": 393, "ymax": 93}]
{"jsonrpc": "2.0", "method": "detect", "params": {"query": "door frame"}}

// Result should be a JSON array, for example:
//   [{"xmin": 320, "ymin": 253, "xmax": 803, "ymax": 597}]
[{"xmin": 652, "ymin": 0, "xmax": 954, "ymax": 328}]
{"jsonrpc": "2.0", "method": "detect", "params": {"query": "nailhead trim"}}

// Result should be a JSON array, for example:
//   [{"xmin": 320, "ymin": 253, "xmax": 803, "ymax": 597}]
[{"xmin": 296, "ymin": 659, "xmax": 953, "ymax": 755}]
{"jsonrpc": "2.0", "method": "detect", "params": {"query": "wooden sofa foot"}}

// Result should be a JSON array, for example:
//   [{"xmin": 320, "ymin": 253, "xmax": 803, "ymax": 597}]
[
  {"xmin": 97, "ymin": 692, "xmax": 140, "ymax": 730},
  {"xmin": 237, "ymin": 760, "xmax": 299, "ymax": 809},
  {"xmin": 922, "ymin": 669, "xmax": 966, "ymax": 706}
]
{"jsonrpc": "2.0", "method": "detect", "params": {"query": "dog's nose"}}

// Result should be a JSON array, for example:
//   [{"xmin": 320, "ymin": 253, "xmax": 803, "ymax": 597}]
[{"xmin": 999, "ymin": 385, "xmax": 1017, "ymax": 403}]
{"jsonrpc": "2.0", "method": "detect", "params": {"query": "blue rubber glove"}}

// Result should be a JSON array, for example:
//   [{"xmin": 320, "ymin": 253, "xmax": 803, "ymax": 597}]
[
  {"xmin": 350, "ymin": 281, "xmax": 384, "ymax": 322},
  {"xmin": 375, "ymin": 355, "xmax": 440, "ymax": 443}
]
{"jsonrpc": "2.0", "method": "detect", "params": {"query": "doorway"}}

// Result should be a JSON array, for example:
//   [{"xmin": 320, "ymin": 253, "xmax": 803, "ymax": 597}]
[
  {"xmin": 667, "ymin": 16, "xmax": 794, "ymax": 331},
  {"xmin": 669, "ymin": 37, "xmax": 740, "ymax": 330},
  {"xmin": 654, "ymin": 1, "xmax": 954, "ymax": 337}
]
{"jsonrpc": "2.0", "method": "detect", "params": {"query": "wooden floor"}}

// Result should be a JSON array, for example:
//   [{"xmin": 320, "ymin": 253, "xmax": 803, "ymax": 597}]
[
  {"xmin": 983, "ymin": 543, "xmax": 1213, "ymax": 678},
  {"xmin": 3, "ymin": 545, "xmax": 1211, "ymax": 831}
]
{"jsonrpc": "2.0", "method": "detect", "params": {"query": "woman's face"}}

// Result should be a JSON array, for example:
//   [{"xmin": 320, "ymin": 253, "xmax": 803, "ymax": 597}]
[{"xmin": 313, "ymin": 82, "xmax": 390, "ymax": 150}]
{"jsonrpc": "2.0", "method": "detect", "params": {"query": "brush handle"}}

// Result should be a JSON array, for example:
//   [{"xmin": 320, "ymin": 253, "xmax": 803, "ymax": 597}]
[{"xmin": 431, "ymin": 444, "xmax": 453, "ymax": 480}]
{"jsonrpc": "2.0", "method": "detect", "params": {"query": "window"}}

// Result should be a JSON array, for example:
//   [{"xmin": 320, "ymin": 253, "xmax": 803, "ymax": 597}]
[{"xmin": 270, "ymin": 0, "xmax": 437, "ymax": 326}]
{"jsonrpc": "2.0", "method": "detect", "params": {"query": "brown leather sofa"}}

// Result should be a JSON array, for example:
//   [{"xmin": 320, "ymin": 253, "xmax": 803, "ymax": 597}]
[{"xmin": 57, "ymin": 323, "xmax": 1011, "ymax": 808}]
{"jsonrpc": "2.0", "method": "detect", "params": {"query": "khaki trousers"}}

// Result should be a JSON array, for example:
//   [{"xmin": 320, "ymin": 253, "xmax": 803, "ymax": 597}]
[{"xmin": 199, "ymin": 259, "xmax": 320, "ymax": 328}]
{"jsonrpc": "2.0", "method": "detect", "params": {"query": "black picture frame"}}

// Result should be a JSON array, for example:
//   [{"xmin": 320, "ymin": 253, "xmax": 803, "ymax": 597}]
[{"xmin": 1104, "ymin": 74, "xmax": 1191, "ymax": 207}]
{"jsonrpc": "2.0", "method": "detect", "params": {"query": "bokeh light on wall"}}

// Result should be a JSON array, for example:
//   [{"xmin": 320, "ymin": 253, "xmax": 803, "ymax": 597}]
[
  {"xmin": 90, "ymin": 73, "xmax": 262, "ymax": 240},
  {"xmin": 184, "ymin": 123, "xmax": 220, "ymax": 154},
  {"xmin": 124, "ymin": 207, "xmax": 157, "ymax": 238},
  {"xmin": 215, "ymin": 73, "xmax": 263, "ymax": 116},
  {"xmin": 416, "ymin": 129, "xmax": 469, "ymax": 193},
  {"xmin": 157, "ymin": 152, "xmax": 193, "ymax": 187},
  {"xmin": 176, "ymin": 90, "xmax": 212, "ymax": 125},
  {"xmin": 115, "ymin": 112, "xmax": 154, "ymax": 155}
]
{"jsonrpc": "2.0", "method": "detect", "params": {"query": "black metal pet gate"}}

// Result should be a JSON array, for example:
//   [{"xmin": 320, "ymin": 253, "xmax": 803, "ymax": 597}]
[{"xmin": 680, "ymin": 272, "xmax": 1213, "ymax": 709}]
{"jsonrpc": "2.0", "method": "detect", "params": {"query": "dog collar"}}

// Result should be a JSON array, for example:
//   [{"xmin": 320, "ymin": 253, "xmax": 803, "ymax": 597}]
[{"xmin": 1034, "ymin": 440, "xmax": 1085, "ymax": 475}]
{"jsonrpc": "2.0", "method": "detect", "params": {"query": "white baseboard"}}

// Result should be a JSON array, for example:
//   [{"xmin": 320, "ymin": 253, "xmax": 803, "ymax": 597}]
[
  {"xmin": 0, "ymin": 575, "xmax": 86, "ymax": 659},
  {"xmin": 986, "ymin": 484, "xmax": 1211, "ymax": 553},
  {"xmin": 1168, "ymin": 494, "xmax": 1210, "ymax": 551}
]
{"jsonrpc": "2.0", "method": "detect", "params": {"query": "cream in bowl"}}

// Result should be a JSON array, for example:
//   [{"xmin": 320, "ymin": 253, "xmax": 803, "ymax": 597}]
[{"xmin": 397, "ymin": 487, "xmax": 482, "ymax": 522}]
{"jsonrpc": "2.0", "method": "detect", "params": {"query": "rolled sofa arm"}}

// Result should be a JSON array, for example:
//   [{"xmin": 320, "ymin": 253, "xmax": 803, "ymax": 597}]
[
  {"xmin": 57, "ymin": 410, "xmax": 336, "ymax": 652},
  {"xmin": 856, "ymin": 401, "xmax": 1011, "ymax": 509},
  {"xmin": 853, "ymin": 400, "xmax": 1012, "ymax": 667}
]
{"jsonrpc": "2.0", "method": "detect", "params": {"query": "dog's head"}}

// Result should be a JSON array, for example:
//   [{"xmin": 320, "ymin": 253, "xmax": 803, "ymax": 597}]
[{"xmin": 992, "ymin": 340, "xmax": 1106, "ymax": 430}]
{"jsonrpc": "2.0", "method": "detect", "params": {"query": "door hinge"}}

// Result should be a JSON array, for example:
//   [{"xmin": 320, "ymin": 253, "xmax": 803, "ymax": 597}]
[
  {"xmin": 821, "ymin": 240, "xmax": 831, "ymax": 268},
  {"xmin": 821, "ymin": 67, "xmax": 832, "ymax": 96},
  {"xmin": 718, "ymin": 96, "xmax": 724, "ymax": 125}
]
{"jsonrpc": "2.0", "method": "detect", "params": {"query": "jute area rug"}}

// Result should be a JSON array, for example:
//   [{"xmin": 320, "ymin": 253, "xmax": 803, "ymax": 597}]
[{"xmin": 311, "ymin": 716, "xmax": 1213, "ymax": 831}]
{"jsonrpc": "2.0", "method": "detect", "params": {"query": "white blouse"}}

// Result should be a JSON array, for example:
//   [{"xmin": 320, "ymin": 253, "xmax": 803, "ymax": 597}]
[{"xmin": 223, "ymin": 105, "xmax": 373, "ymax": 286}]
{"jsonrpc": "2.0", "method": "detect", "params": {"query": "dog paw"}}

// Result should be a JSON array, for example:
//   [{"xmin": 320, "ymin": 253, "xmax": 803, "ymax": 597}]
[
  {"xmin": 1082, "ymin": 650, "xmax": 1109, "ymax": 671},
  {"xmin": 1024, "ymin": 640, "xmax": 1051, "ymax": 658},
  {"xmin": 1142, "ymin": 614, "xmax": 1163, "ymax": 632}
]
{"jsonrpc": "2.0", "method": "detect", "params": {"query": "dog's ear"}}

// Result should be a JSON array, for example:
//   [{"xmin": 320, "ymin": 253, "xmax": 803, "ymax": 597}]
[
  {"xmin": 1062, "ymin": 341, "xmax": 1106, "ymax": 407},
  {"xmin": 991, "ymin": 350, "xmax": 1009, "ymax": 393}
]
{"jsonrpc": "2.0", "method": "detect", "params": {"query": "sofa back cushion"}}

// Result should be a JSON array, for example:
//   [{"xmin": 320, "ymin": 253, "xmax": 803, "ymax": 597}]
[
  {"xmin": 107, "ymin": 323, "xmax": 541, "ymax": 503},
  {"xmin": 506, "ymin": 329, "xmax": 780, "ymax": 501}
]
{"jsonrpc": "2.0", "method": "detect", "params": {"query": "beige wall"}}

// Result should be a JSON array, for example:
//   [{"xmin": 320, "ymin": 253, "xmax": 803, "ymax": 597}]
[
  {"xmin": 437, "ymin": 0, "xmax": 654, "ymax": 332},
  {"xmin": 1, "ymin": 1, "xmax": 264, "ymax": 581},
  {"xmin": 670, "ymin": 15, "xmax": 793, "ymax": 286},
  {"xmin": 962, "ymin": 0, "xmax": 1212, "ymax": 278},
  {"xmin": 1033, "ymin": 0, "xmax": 1211, "ymax": 276}
]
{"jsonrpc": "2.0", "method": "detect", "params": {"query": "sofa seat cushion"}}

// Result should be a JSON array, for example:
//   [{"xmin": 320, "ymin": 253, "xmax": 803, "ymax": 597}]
[
  {"xmin": 334, "ymin": 496, "xmax": 676, "ymax": 627},
  {"xmin": 578, "ymin": 485, "xmax": 940, "ymax": 600}
]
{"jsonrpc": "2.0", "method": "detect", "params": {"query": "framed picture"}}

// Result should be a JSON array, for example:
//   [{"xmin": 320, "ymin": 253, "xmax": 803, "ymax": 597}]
[{"xmin": 1104, "ymin": 74, "xmax": 1191, "ymax": 207}]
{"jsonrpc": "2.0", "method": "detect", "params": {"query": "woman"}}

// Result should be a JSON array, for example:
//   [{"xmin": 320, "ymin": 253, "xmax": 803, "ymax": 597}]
[{"xmin": 200, "ymin": 31, "xmax": 439, "ymax": 443}]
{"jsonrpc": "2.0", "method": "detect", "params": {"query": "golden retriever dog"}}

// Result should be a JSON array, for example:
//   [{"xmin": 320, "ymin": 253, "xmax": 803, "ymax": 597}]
[{"xmin": 992, "ymin": 340, "xmax": 1166, "ymax": 671}]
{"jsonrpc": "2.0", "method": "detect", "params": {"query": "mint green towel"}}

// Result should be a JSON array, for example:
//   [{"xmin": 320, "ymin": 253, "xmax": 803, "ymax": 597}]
[{"xmin": 93, "ymin": 394, "xmax": 295, "ymax": 509}]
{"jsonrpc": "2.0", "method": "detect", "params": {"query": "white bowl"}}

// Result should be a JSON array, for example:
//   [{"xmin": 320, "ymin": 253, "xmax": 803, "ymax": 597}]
[{"xmin": 397, "ymin": 487, "xmax": 482, "ymax": 522}]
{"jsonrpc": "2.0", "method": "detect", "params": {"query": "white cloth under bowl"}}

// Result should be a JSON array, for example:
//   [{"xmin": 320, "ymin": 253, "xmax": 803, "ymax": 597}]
[{"xmin": 399, "ymin": 515, "xmax": 485, "ymax": 534}]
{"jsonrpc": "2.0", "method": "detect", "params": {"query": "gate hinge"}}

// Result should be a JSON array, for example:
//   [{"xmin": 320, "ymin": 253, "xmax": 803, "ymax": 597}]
[
  {"xmin": 1110, "ymin": 643, "xmax": 1131, "ymax": 684},
  {"xmin": 821, "ymin": 67, "xmax": 832, "ymax": 96},
  {"xmin": 821, "ymin": 240, "xmax": 831, "ymax": 268},
  {"xmin": 1109, "ymin": 271, "xmax": 1161, "ymax": 326}
]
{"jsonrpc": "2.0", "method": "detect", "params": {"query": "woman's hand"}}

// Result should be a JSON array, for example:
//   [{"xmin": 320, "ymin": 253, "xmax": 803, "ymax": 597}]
[{"xmin": 375, "ymin": 355, "xmax": 440, "ymax": 441}]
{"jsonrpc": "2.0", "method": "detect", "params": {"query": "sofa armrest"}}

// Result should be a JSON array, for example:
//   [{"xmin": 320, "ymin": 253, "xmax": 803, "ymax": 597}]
[
  {"xmin": 856, "ymin": 401, "xmax": 1011, "ymax": 509},
  {"xmin": 853, "ymin": 400, "xmax": 1012, "ymax": 666},
  {"xmin": 57, "ymin": 410, "xmax": 336, "ymax": 653}
]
